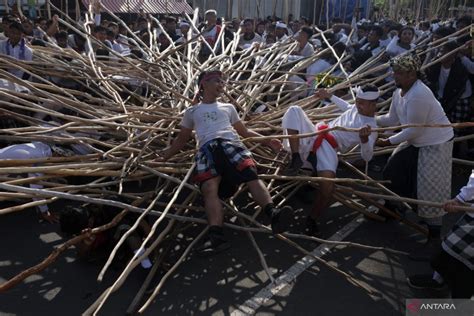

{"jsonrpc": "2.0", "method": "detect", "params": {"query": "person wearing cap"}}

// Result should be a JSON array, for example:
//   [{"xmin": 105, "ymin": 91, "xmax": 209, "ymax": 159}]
[
  {"xmin": 376, "ymin": 54, "xmax": 454, "ymax": 261},
  {"xmin": 281, "ymin": 85, "xmax": 379, "ymax": 235},
  {"xmin": 275, "ymin": 21, "xmax": 289, "ymax": 42},
  {"xmin": 178, "ymin": 21, "xmax": 191, "ymax": 41},
  {"xmin": 407, "ymin": 169, "xmax": 474, "ymax": 298},
  {"xmin": 160, "ymin": 70, "xmax": 293, "ymax": 256},
  {"xmin": 199, "ymin": 10, "xmax": 221, "ymax": 61},
  {"xmin": 239, "ymin": 18, "xmax": 263, "ymax": 48}
]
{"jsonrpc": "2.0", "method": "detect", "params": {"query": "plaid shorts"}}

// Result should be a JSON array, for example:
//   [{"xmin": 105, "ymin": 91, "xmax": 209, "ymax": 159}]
[
  {"xmin": 194, "ymin": 138, "xmax": 257, "ymax": 184},
  {"xmin": 442, "ymin": 214, "xmax": 474, "ymax": 270}
]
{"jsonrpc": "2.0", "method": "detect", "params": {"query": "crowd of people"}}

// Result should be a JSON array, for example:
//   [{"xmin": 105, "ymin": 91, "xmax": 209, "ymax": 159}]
[{"xmin": 0, "ymin": 4, "xmax": 472, "ymax": 300}]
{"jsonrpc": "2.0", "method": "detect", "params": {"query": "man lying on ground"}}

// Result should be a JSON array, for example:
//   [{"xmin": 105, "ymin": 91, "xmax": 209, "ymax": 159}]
[
  {"xmin": 281, "ymin": 85, "xmax": 379, "ymax": 235},
  {"xmin": 160, "ymin": 69, "xmax": 293, "ymax": 257}
]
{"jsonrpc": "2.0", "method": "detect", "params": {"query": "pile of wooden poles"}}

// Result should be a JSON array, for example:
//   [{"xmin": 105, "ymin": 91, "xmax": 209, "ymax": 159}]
[{"xmin": 0, "ymin": 5, "xmax": 472, "ymax": 314}]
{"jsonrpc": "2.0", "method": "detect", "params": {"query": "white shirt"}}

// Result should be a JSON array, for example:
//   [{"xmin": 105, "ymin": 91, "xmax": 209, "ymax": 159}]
[
  {"xmin": 0, "ymin": 39, "xmax": 33, "ymax": 78},
  {"xmin": 239, "ymin": 33, "xmax": 263, "ymax": 47},
  {"xmin": 112, "ymin": 34, "xmax": 131, "ymax": 56},
  {"xmin": 329, "ymin": 96, "xmax": 377, "ymax": 161},
  {"xmin": 297, "ymin": 42, "xmax": 315, "ymax": 58},
  {"xmin": 386, "ymin": 37, "xmax": 415, "ymax": 57},
  {"xmin": 456, "ymin": 169, "xmax": 474, "ymax": 217},
  {"xmin": 379, "ymin": 37, "xmax": 391, "ymax": 48},
  {"xmin": 181, "ymin": 102, "xmax": 241, "ymax": 147},
  {"xmin": 377, "ymin": 80, "xmax": 454, "ymax": 147}
]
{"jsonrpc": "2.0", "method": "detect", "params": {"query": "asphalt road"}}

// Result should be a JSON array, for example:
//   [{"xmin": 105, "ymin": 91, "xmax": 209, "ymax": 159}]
[{"xmin": 0, "ymin": 164, "xmax": 471, "ymax": 316}]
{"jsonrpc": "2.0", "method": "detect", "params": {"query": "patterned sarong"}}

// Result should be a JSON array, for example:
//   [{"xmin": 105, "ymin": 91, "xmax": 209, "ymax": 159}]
[
  {"xmin": 417, "ymin": 140, "xmax": 453, "ymax": 218},
  {"xmin": 442, "ymin": 214, "xmax": 474, "ymax": 270}
]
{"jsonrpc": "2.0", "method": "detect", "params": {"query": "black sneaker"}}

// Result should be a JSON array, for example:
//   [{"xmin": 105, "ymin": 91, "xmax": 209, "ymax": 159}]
[
  {"xmin": 305, "ymin": 216, "xmax": 320, "ymax": 236},
  {"xmin": 409, "ymin": 237, "xmax": 441, "ymax": 262},
  {"xmin": 196, "ymin": 235, "xmax": 231, "ymax": 257},
  {"xmin": 270, "ymin": 206, "xmax": 293, "ymax": 234},
  {"xmin": 407, "ymin": 274, "xmax": 446, "ymax": 290},
  {"xmin": 283, "ymin": 155, "xmax": 304, "ymax": 176}
]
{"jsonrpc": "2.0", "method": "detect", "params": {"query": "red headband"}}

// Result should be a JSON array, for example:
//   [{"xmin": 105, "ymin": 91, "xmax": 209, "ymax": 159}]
[{"xmin": 199, "ymin": 72, "xmax": 223, "ymax": 87}]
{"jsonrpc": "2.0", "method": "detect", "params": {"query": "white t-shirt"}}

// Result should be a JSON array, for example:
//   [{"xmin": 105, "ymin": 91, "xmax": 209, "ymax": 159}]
[
  {"xmin": 385, "ymin": 37, "xmax": 415, "ymax": 57},
  {"xmin": 377, "ymin": 80, "xmax": 454, "ymax": 147},
  {"xmin": 298, "ymin": 42, "xmax": 315, "ymax": 58},
  {"xmin": 181, "ymin": 102, "xmax": 241, "ymax": 147},
  {"xmin": 239, "ymin": 33, "xmax": 263, "ymax": 47}
]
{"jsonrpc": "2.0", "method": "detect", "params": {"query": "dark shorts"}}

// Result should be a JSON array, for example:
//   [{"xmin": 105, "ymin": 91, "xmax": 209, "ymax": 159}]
[{"xmin": 199, "ymin": 145, "xmax": 258, "ymax": 199}]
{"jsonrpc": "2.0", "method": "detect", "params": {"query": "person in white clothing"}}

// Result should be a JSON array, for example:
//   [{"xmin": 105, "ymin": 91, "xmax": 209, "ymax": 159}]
[
  {"xmin": 239, "ymin": 18, "xmax": 263, "ymax": 48},
  {"xmin": 282, "ymin": 85, "xmax": 379, "ymax": 234},
  {"xmin": 385, "ymin": 26, "xmax": 416, "ymax": 57},
  {"xmin": 292, "ymin": 27, "xmax": 314, "ymax": 58},
  {"xmin": 377, "ymin": 54, "xmax": 454, "ymax": 261},
  {"xmin": 0, "ymin": 21, "xmax": 33, "ymax": 79},
  {"xmin": 0, "ymin": 142, "xmax": 55, "ymax": 223}
]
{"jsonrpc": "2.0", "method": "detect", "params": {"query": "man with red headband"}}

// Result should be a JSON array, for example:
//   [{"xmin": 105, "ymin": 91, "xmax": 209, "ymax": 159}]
[
  {"xmin": 161, "ymin": 70, "xmax": 293, "ymax": 256},
  {"xmin": 281, "ymin": 85, "xmax": 379, "ymax": 235}
]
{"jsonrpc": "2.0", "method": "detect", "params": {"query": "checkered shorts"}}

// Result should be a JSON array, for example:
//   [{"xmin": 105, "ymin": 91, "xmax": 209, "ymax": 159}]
[
  {"xmin": 194, "ymin": 138, "xmax": 256, "ymax": 183},
  {"xmin": 449, "ymin": 97, "xmax": 472, "ymax": 137},
  {"xmin": 442, "ymin": 214, "xmax": 474, "ymax": 270}
]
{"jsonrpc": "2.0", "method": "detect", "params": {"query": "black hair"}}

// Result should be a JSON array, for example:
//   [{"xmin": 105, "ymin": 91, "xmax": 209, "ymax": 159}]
[
  {"xmin": 93, "ymin": 25, "xmax": 107, "ymax": 33},
  {"xmin": 419, "ymin": 21, "xmax": 430, "ymax": 29},
  {"xmin": 442, "ymin": 40, "xmax": 459, "ymax": 52},
  {"xmin": 106, "ymin": 30, "xmax": 115, "ymax": 38},
  {"xmin": 60, "ymin": 206, "xmax": 90, "ymax": 235},
  {"xmin": 360, "ymin": 84, "xmax": 378, "ymax": 92},
  {"xmin": 137, "ymin": 17, "xmax": 148, "ymax": 24},
  {"xmin": 300, "ymin": 26, "xmax": 313, "ymax": 38},
  {"xmin": 243, "ymin": 18, "xmax": 253, "ymax": 25},
  {"xmin": 8, "ymin": 21, "xmax": 24, "ymax": 33},
  {"xmin": 197, "ymin": 69, "xmax": 222, "ymax": 87},
  {"xmin": 108, "ymin": 22, "xmax": 118, "ymax": 28},
  {"xmin": 166, "ymin": 16, "xmax": 177, "ymax": 23},
  {"xmin": 55, "ymin": 30, "xmax": 68, "ymax": 40},
  {"xmin": 400, "ymin": 26, "xmax": 415, "ymax": 35},
  {"xmin": 433, "ymin": 26, "xmax": 455, "ymax": 38},
  {"xmin": 370, "ymin": 25, "xmax": 383, "ymax": 37},
  {"xmin": 456, "ymin": 15, "xmax": 472, "ymax": 27}
]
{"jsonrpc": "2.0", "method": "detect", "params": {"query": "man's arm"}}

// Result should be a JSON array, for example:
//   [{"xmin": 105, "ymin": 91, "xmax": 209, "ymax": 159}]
[
  {"xmin": 359, "ymin": 125, "xmax": 376, "ymax": 162},
  {"xmin": 314, "ymin": 88, "xmax": 352, "ymax": 111},
  {"xmin": 444, "ymin": 169, "xmax": 474, "ymax": 213},
  {"xmin": 161, "ymin": 127, "xmax": 193, "ymax": 160},
  {"xmin": 376, "ymin": 94, "xmax": 400, "ymax": 127},
  {"xmin": 387, "ymin": 97, "xmax": 429, "ymax": 145},
  {"xmin": 233, "ymin": 121, "xmax": 282, "ymax": 152}
]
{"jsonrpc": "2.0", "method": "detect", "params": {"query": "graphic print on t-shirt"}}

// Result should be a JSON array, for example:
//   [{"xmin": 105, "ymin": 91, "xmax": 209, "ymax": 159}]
[{"xmin": 202, "ymin": 111, "xmax": 218, "ymax": 124}]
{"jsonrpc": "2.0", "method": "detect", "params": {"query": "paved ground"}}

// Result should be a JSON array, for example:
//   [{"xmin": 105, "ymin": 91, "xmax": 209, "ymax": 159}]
[{"xmin": 0, "ymin": 164, "xmax": 471, "ymax": 316}]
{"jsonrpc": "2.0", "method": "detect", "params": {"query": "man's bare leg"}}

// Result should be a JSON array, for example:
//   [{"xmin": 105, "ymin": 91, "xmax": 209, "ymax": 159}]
[
  {"xmin": 247, "ymin": 179, "xmax": 293, "ymax": 234},
  {"xmin": 305, "ymin": 170, "xmax": 335, "ymax": 236},
  {"xmin": 201, "ymin": 176, "xmax": 224, "ymax": 226},
  {"xmin": 198, "ymin": 176, "xmax": 231, "ymax": 256},
  {"xmin": 310, "ymin": 170, "xmax": 336, "ymax": 219}
]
